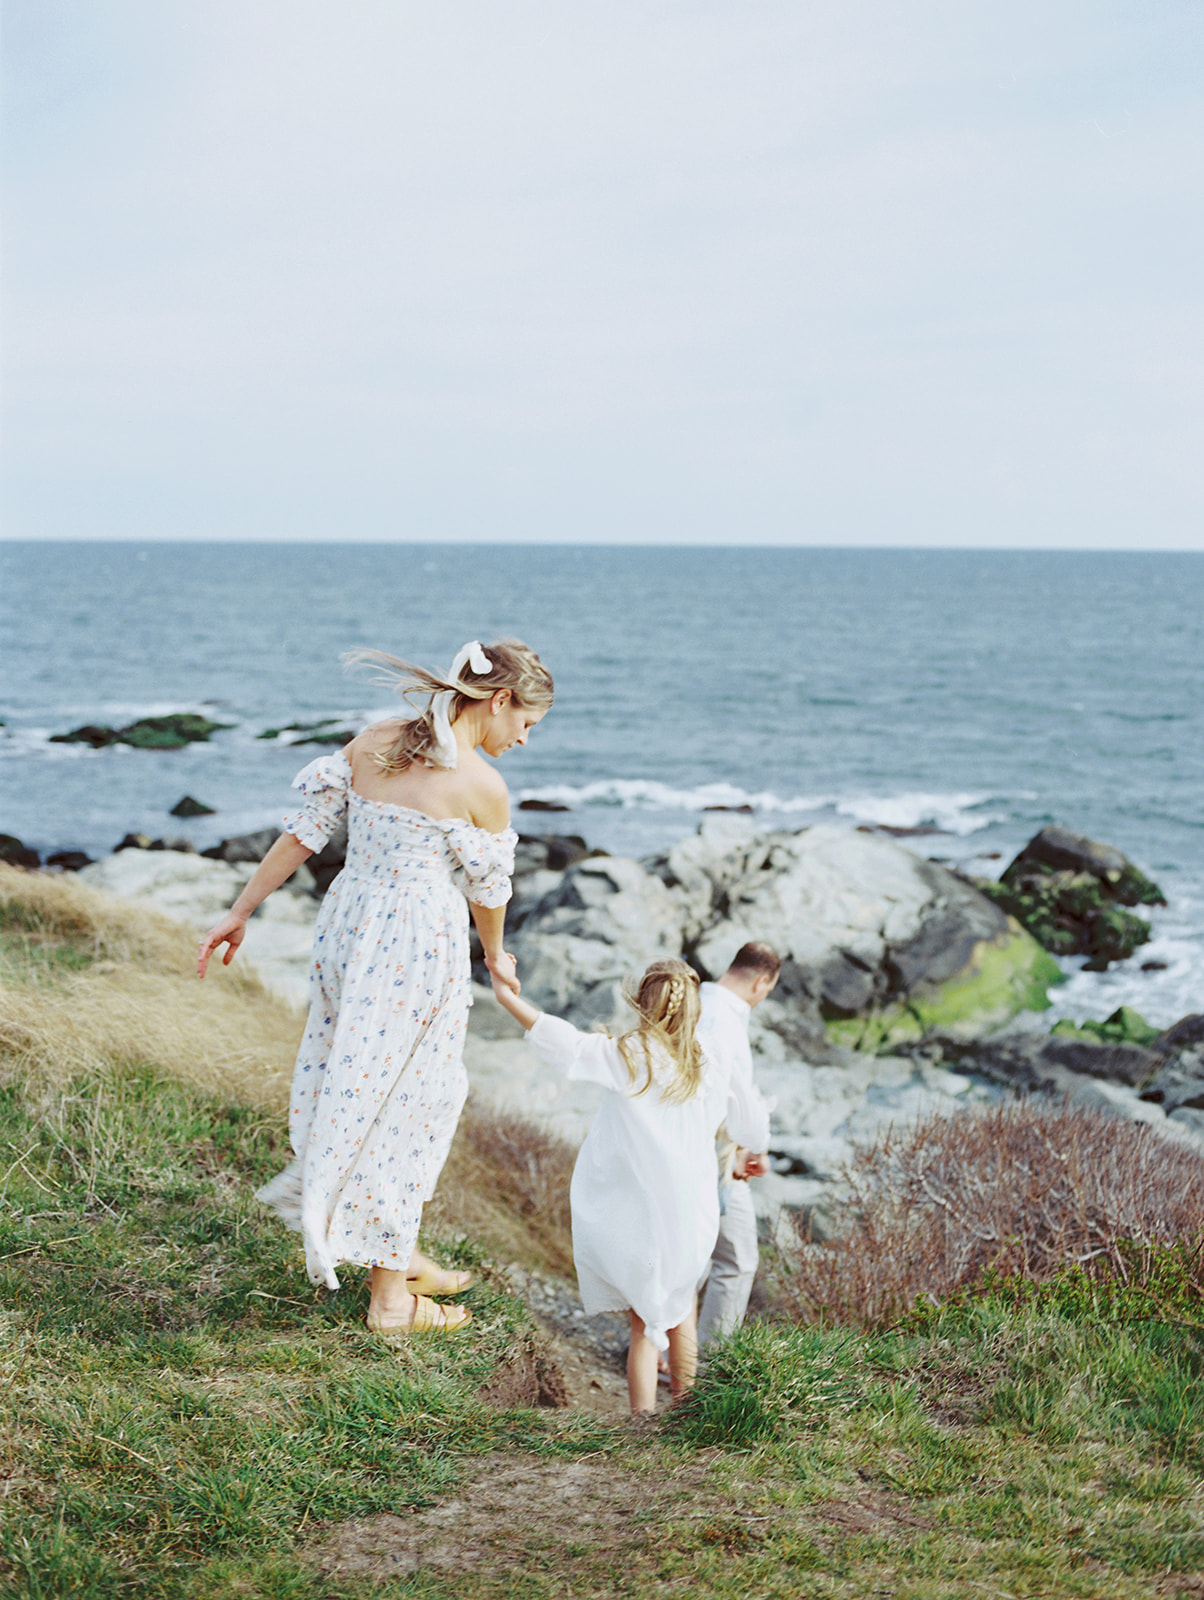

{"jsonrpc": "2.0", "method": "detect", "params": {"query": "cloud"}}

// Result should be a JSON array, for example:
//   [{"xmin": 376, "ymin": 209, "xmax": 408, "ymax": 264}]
[{"xmin": 4, "ymin": 0, "xmax": 1203, "ymax": 545}]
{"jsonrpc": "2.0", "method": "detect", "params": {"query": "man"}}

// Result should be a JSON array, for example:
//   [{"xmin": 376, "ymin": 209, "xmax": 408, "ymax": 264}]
[{"xmin": 695, "ymin": 940, "xmax": 780, "ymax": 1349}]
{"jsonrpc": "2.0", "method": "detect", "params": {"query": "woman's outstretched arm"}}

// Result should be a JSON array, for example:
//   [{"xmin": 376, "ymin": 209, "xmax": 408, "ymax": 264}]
[{"xmin": 196, "ymin": 831, "xmax": 314, "ymax": 976}]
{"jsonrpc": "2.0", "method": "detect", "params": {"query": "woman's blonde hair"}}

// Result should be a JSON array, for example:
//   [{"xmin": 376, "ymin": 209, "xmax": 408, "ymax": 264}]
[
  {"xmin": 617, "ymin": 958, "xmax": 704, "ymax": 1106},
  {"xmin": 344, "ymin": 639, "xmax": 553, "ymax": 774}
]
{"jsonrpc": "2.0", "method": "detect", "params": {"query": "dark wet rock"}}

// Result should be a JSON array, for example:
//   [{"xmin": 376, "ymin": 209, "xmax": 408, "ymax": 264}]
[
  {"xmin": 45, "ymin": 850, "xmax": 91, "ymax": 871},
  {"xmin": 170, "ymin": 795, "xmax": 216, "ymax": 818},
  {"xmin": 1154, "ymin": 1014, "xmax": 1204, "ymax": 1054},
  {"xmin": 856, "ymin": 822, "xmax": 943, "ymax": 838},
  {"xmin": 258, "ymin": 719, "xmax": 354, "ymax": 745},
  {"xmin": 51, "ymin": 713, "xmax": 232, "ymax": 750},
  {"xmin": 123, "ymin": 714, "xmax": 232, "ymax": 748},
  {"xmin": 975, "ymin": 825, "xmax": 1164, "ymax": 969},
  {"xmin": 1038, "ymin": 1035, "xmax": 1160, "ymax": 1087},
  {"xmin": 518, "ymin": 798, "xmax": 571, "ymax": 812},
  {"xmin": 202, "ymin": 828, "xmax": 280, "ymax": 864},
  {"xmin": 1138, "ymin": 1021, "xmax": 1204, "ymax": 1113},
  {"xmin": 116, "ymin": 832, "xmax": 153, "ymax": 851},
  {"xmin": 0, "ymin": 833, "xmax": 39, "ymax": 868},
  {"xmin": 1141, "ymin": 1051, "xmax": 1204, "ymax": 1115},
  {"xmin": 148, "ymin": 837, "xmax": 197, "ymax": 854},
  {"xmin": 1007, "ymin": 826, "xmax": 1166, "ymax": 903},
  {"xmin": 49, "ymin": 723, "xmax": 121, "ymax": 748},
  {"xmin": 514, "ymin": 835, "xmax": 595, "ymax": 875},
  {"xmin": 913, "ymin": 1029, "xmax": 1160, "ymax": 1096}
]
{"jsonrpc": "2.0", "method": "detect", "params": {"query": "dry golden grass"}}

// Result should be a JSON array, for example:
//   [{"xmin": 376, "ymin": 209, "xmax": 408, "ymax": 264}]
[
  {"xmin": 0, "ymin": 863, "xmax": 301, "ymax": 1106},
  {"xmin": 0, "ymin": 863, "xmax": 577, "ymax": 1275},
  {"xmin": 779, "ymin": 1097, "xmax": 1204, "ymax": 1327}
]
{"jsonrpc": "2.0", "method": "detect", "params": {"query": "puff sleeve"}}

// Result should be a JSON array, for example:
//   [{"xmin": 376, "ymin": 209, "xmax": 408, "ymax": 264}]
[
  {"xmin": 281, "ymin": 753, "xmax": 351, "ymax": 852},
  {"xmin": 445, "ymin": 822, "xmax": 517, "ymax": 908}
]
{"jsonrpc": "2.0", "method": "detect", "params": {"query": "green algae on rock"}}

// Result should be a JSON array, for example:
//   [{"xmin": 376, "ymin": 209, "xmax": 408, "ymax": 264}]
[
  {"xmin": 975, "ymin": 825, "xmax": 1165, "ymax": 971},
  {"xmin": 1050, "ymin": 1005, "xmax": 1163, "ymax": 1050},
  {"xmin": 51, "ymin": 713, "xmax": 233, "ymax": 750},
  {"xmin": 825, "ymin": 919, "xmax": 1063, "ymax": 1052}
]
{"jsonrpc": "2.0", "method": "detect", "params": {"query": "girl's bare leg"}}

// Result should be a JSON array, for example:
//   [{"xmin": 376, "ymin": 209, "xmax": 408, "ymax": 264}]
[
  {"xmin": 667, "ymin": 1310, "xmax": 698, "ymax": 1400},
  {"xmin": 627, "ymin": 1312, "xmax": 660, "ymax": 1413}
]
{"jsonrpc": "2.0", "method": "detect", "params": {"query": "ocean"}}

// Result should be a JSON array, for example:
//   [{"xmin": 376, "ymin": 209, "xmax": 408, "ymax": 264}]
[{"xmin": 2, "ymin": 541, "xmax": 1202, "ymax": 1029}]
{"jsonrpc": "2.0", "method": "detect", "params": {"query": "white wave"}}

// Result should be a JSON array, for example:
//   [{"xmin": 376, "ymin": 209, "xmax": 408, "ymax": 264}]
[
  {"xmin": 833, "ymin": 791, "xmax": 1005, "ymax": 837},
  {"xmin": 516, "ymin": 778, "xmax": 832, "ymax": 814},
  {"xmin": 516, "ymin": 778, "xmax": 1007, "ymax": 835}
]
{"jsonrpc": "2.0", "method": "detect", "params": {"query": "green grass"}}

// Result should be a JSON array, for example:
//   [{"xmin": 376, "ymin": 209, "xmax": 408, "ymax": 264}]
[
  {"xmin": 0, "ymin": 1063, "xmax": 608, "ymax": 1598},
  {"xmin": 7, "ymin": 1058, "xmax": 1204, "ymax": 1599},
  {"xmin": 5, "ymin": 876, "xmax": 1204, "ymax": 1597}
]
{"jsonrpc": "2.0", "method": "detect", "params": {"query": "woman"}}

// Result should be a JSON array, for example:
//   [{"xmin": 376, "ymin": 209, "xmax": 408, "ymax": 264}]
[{"xmin": 197, "ymin": 639, "xmax": 553, "ymax": 1333}]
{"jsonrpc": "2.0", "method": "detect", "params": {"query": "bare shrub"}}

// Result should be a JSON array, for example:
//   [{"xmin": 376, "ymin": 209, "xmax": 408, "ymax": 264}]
[
  {"xmin": 778, "ymin": 1099, "xmax": 1204, "ymax": 1328},
  {"xmin": 429, "ymin": 1099, "xmax": 577, "ymax": 1277}
]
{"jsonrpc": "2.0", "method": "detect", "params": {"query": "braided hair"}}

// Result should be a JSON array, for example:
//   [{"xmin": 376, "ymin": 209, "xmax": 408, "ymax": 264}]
[{"xmin": 617, "ymin": 958, "xmax": 704, "ymax": 1105}]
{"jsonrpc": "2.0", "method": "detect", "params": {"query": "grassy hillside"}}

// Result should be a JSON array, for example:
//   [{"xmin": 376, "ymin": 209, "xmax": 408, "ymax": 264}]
[{"xmin": 3, "ymin": 864, "xmax": 1204, "ymax": 1598}]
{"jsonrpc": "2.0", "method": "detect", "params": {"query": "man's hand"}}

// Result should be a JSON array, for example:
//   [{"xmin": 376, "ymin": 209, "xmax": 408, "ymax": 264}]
[{"xmin": 732, "ymin": 1148, "xmax": 770, "ymax": 1180}]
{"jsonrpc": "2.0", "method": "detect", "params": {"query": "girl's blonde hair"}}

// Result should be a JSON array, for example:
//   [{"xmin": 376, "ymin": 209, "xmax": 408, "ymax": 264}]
[
  {"xmin": 617, "ymin": 958, "xmax": 704, "ymax": 1106},
  {"xmin": 344, "ymin": 639, "xmax": 553, "ymax": 774}
]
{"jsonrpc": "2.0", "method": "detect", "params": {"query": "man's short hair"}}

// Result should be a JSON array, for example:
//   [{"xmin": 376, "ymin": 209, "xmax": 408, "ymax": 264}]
[{"xmin": 727, "ymin": 941, "xmax": 781, "ymax": 980}]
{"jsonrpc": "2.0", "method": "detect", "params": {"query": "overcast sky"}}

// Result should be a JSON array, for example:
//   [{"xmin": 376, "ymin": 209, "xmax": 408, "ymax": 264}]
[{"xmin": 3, "ymin": 1, "xmax": 1203, "ymax": 548}]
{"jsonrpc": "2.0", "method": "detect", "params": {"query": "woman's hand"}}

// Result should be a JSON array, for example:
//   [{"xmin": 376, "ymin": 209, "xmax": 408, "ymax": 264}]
[
  {"xmin": 489, "ymin": 965, "xmax": 540, "ymax": 1030},
  {"xmin": 485, "ymin": 948, "xmax": 520, "ymax": 995},
  {"xmin": 196, "ymin": 913, "xmax": 249, "ymax": 977}
]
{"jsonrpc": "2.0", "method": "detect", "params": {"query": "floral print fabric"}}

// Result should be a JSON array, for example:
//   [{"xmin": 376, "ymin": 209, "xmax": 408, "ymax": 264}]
[{"xmin": 256, "ymin": 752, "xmax": 516, "ymax": 1288}]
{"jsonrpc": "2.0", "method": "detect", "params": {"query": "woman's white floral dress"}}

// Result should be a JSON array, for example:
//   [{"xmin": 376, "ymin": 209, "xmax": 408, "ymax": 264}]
[{"xmin": 255, "ymin": 752, "xmax": 516, "ymax": 1289}]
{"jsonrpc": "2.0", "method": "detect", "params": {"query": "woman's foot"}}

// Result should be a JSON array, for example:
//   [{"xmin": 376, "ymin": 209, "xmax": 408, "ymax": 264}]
[
  {"xmin": 406, "ymin": 1250, "xmax": 475, "ymax": 1298},
  {"xmin": 367, "ymin": 1294, "xmax": 473, "ymax": 1335}
]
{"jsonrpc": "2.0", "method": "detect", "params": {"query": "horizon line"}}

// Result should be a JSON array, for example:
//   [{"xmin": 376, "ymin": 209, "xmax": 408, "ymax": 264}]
[{"xmin": 3, "ymin": 537, "xmax": 1203, "ymax": 555}]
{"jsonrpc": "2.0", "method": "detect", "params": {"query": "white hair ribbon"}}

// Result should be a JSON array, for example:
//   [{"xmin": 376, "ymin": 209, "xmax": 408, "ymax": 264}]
[{"xmin": 427, "ymin": 640, "xmax": 493, "ymax": 768}]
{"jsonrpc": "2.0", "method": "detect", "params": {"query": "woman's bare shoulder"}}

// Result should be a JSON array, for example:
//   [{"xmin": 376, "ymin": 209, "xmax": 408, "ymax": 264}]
[{"xmin": 460, "ymin": 749, "xmax": 510, "ymax": 831}]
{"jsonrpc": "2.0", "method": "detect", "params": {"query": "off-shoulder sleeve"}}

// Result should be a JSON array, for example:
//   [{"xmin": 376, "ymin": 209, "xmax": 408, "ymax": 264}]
[
  {"xmin": 281, "ymin": 753, "xmax": 351, "ymax": 852},
  {"xmin": 446, "ymin": 823, "xmax": 517, "ymax": 908},
  {"xmin": 528, "ymin": 1013, "xmax": 630, "ymax": 1091}
]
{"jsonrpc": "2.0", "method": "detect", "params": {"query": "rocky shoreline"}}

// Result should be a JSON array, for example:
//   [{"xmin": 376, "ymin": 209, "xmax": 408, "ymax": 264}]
[{"xmin": 6, "ymin": 809, "xmax": 1201, "ymax": 1230}]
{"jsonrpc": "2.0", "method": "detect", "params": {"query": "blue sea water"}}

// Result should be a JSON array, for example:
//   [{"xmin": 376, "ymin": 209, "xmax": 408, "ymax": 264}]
[{"xmin": 2, "ymin": 541, "xmax": 1202, "ymax": 1028}]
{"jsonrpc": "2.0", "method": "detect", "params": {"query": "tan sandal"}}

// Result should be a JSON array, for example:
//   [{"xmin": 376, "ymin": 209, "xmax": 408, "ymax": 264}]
[
  {"xmin": 367, "ymin": 1295, "xmax": 473, "ymax": 1336},
  {"xmin": 406, "ymin": 1266, "xmax": 475, "ymax": 1298}
]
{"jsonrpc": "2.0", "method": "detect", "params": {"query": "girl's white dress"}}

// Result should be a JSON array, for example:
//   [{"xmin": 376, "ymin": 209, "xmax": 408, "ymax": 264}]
[
  {"xmin": 526, "ymin": 1013, "xmax": 771, "ymax": 1351},
  {"xmin": 255, "ymin": 752, "xmax": 516, "ymax": 1290}
]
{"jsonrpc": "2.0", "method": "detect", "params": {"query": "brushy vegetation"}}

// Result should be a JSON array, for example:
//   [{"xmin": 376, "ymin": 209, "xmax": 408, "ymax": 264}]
[
  {"xmin": 777, "ymin": 1096, "xmax": 1204, "ymax": 1329},
  {"xmin": 6, "ymin": 864, "xmax": 1204, "ymax": 1598}
]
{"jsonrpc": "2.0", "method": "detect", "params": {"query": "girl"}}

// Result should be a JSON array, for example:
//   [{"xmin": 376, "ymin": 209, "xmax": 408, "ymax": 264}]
[
  {"xmin": 198, "ymin": 639, "xmax": 553, "ymax": 1336},
  {"xmin": 490, "ymin": 957, "xmax": 770, "ymax": 1413}
]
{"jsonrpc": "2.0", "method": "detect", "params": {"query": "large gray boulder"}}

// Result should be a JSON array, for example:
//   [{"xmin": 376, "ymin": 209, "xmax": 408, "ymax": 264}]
[
  {"xmin": 509, "ymin": 855, "xmax": 686, "ymax": 1027},
  {"xmin": 510, "ymin": 818, "xmax": 1060, "ymax": 1049}
]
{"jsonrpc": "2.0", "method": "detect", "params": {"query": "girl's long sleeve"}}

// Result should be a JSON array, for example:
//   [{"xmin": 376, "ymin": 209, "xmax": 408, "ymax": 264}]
[{"xmin": 527, "ymin": 1013, "xmax": 630, "ymax": 1091}]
